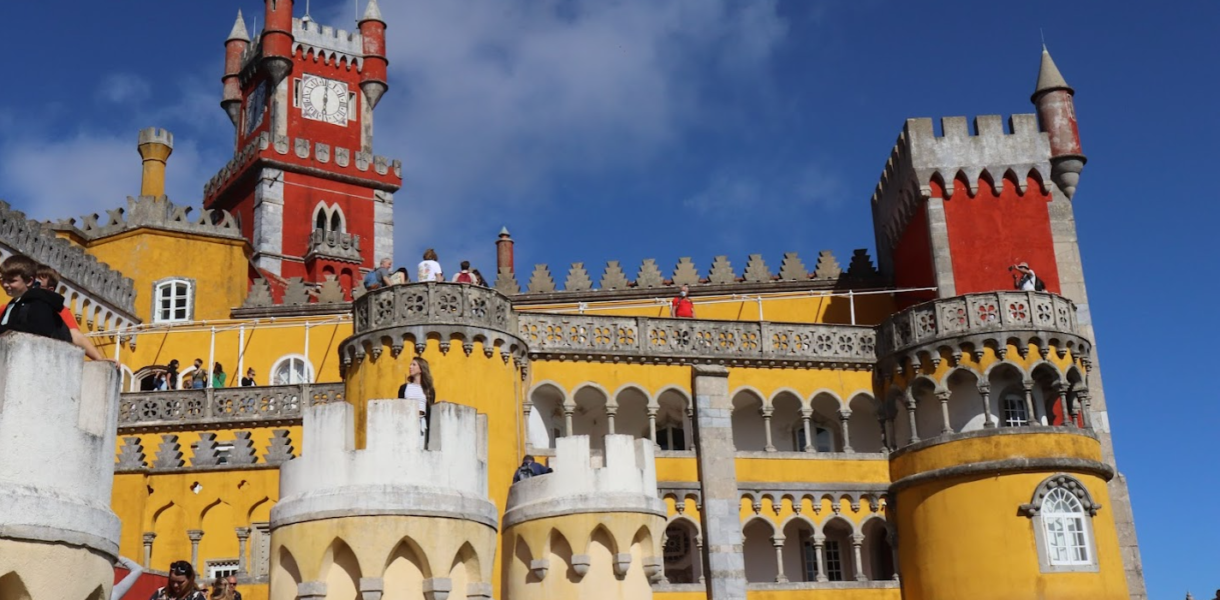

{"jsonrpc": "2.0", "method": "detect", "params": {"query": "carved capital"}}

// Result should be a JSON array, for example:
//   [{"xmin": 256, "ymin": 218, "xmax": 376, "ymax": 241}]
[{"xmin": 570, "ymin": 554, "xmax": 591, "ymax": 578}]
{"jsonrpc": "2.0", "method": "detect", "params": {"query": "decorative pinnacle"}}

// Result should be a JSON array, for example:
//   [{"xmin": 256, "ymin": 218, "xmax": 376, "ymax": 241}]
[
  {"xmin": 227, "ymin": 10, "xmax": 251, "ymax": 43},
  {"xmin": 499, "ymin": 226, "xmax": 511, "ymax": 237},
  {"xmin": 360, "ymin": 0, "xmax": 385, "ymax": 24},
  {"xmin": 1033, "ymin": 45, "xmax": 1073, "ymax": 101}
]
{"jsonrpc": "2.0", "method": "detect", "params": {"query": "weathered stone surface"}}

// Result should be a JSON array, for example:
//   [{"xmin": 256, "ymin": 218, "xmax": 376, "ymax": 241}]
[
  {"xmin": 527, "ymin": 264, "xmax": 556, "ymax": 294},
  {"xmin": 599, "ymin": 261, "xmax": 630, "ymax": 290},
  {"xmin": 563, "ymin": 263, "xmax": 593, "ymax": 292},
  {"xmin": 778, "ymin": 252, "xmax": 809, "ymax": 281},
  {"xmin": 708, "ymin": 256, "xmax": 736, "ymax": 285},
  {"xmin": 636, "ymin": 259, "xmax": 665, "ymax": 288},
  {"xmin": 672, "ymin": 257, "xmax": 701, "ymax": 286}
]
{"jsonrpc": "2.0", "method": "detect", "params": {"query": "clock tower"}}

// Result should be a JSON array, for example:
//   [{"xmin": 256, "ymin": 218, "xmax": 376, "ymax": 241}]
[{"xmin": 205, "ymin": 0, "xmax": 400, "ymax": 296}]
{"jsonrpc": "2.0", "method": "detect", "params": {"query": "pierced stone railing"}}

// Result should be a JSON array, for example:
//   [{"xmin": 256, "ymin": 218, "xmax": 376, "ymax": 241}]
[
  {"xmin": 518, "ymin": 314, "xmax": 876, "ymax": 366},
  {"xmin": 117, "ymin": 383, "xmax": 344, "ymax": 430},
  {"xmin": 877, "ymin": 291, "xmax": 1090, "ymax": 365},
  {"xmin": 307, "ymin": 228, "xmax": 362, "ymax": 263}
]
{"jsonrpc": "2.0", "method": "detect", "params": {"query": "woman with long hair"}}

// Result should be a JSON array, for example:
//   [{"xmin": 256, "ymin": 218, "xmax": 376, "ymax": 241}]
[
  {"xmin": 212, "ymin": 363, "xmax": 227, "ymax": 388},
  {"xmin": 149, "ymin": 560, "xmax": 206, "ymax": 599},
  {"xmin": 398, "ymin": 356, "xmax": 437, "ymax": 446}
]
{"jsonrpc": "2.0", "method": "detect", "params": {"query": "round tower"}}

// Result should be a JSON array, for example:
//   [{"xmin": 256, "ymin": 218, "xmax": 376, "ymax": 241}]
[
  {"xmin": 1032, "ymin": 46, "xmax": 1086, "ymax": 199},
  {"xmin": 221, "ymin": 10, "xmax": 250, "ymax": 127},
  {"xmin": 0, "ymin": 333, "xmax": 122, "ymax": 600},
  {"xmin": 269, "ymin": 400, "xmax": 498, "ymax": 600},
  {"xmin": 137, "ymin": 127, "xmax": 174, "ymax": 197},
  {"xmin": 358, "ymin": 0, "xmax": 389, "ymax": 109},
  {"xmin": 502, "ymin": 434, "xmax": 666, "ymax": 600},
  {"xmin": 877, "ymin": 291, "xmax": 1130, "ymax": 600},
  {"xmin": 261, "ymin": 0, "xmax": 295, "ymax": 86}
]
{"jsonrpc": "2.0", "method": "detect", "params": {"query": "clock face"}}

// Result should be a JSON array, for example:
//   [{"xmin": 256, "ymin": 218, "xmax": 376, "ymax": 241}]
[
  {"xmin": 244, "ymin": 82, "xmax": 267, "ymax": 136},
  {"xmin": 301, "ymin": 75, "xmax": 350, "ymax": 125}
]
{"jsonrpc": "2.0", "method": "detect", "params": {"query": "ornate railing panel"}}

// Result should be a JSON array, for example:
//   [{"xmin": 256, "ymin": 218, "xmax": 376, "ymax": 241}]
[
  {"xmin": 353, "ymin": 282, "xmax": 516, "ymax": 335},
  {"xmin": 877, "ymin": 291, "xmax": 1088, "ymax": 360},
  {"xmin": 117, "ymin": 383, "xmax": 344, "ymax": 429},
  {"xmin": 518, "ymin": 314, "xmax": 876, "ymax": 366}
]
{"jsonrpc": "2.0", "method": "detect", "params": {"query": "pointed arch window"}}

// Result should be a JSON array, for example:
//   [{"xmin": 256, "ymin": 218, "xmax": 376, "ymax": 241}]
[{"xmin": 1020, "ymin": 474, "xmax": 1100, "ymax": 572}]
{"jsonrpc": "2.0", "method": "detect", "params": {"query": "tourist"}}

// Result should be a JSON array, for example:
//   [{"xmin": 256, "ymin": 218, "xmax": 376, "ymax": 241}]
[
  {"xmin": 670, "ymin": 284, "xmax": 696, "ymax": 318},
  {"xmin": 512, "ymin": 454, "xmax": 553, "ymax": 483},
  {"xmin": 154, "ymin": 373, "xmax": 168, "ymax": 391},
  {"xmin": 36, "ymin": 264, "xmax": 115, "ymax": 363},
  {"xmin": 110, "ymin": 555, "xmax": 143, "ymax": 600},
  {"xmin": 363, "ymin": 257, "xmax": 394, "ymax": 290},
  {"xmin": 167, "ymin": 359, "xmax": 181, "ymax": 390},
  {"xmin": 417, "ymin": 249, "xmax": 444, "ymax": 282},
  {"xmin": 452, "ymin": 261, "xmax": 476, "ymax": 283},
  {"xmin": 0, "ymin": 255, "xmax": 73, "ymax": 342},
  {"xmin": 208, "ymin": 575, "xmax": 240, "ymax": 600},
  {"xmin": 397, "ymin": 357, "xmax": 436, "ymax": 446},
  {"xmin": 191, "ymin": 358, "xmax": 209, "ymax": 389},
  {"xmin": 213, "ymin": 363, "xmax": 227, "ymax": 388},
  {"xmin": 1009, "ymin": 262, "xmax": 1046, "ymax": 292},
  {"xmin": 471, "ymin": 268, "xmax": 488, "ymax": 287},
  {"xmin": 148, "ymin": 560, "xmax": 206, "ymax": 600},
  {"xmin": 225, "ymin": 576, "xmax": 243, "ymax": 600},
  {"xmin": 241, "ymin": 367, "xmax": 256, "ymax": 387}
]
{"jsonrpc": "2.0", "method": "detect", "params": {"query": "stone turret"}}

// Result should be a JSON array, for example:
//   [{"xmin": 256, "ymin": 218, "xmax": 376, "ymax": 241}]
[
  {"xmin": 261, "ymin": 0, "xmax": 295, "ymax": 86},
  {"xmin": 502, "ymin": 434, "xmax": 666, "ymax": 600},
  {"xmin": 270, "ymin": 399, "xmax": 498, "ymax": 600},
  {"xmin": 222, "ymin": 10, "xmax": 251, "ymax": 126},
  {"xmin": 0, "ymin": 333, "xmax": 122, "ymax": 599},
  {"xmin": 358, "ymin": 0, "xmax": 389, "ymax": 109},
  {"xmin": 137, "ymin": 127, "xmax": 174, "ymax": 197},
  {"xmin": 1032, "ymin": 46, "xmax": 1086, "ymax": 199}
]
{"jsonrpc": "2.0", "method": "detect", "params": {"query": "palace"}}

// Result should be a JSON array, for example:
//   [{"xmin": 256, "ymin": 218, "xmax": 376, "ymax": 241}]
[{"xmin": 0, "ymin": 1, "xmax": 1144, "ymax": 600}]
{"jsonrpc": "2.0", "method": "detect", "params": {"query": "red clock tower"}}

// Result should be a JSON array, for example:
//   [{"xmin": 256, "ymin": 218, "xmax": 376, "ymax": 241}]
[{"xmin": 205, "ymin": 0, "xmax": 400, "ymax": 295}]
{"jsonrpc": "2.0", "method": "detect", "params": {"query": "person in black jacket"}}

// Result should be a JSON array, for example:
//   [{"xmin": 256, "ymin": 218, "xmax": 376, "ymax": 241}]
[{"xmin": 0, "ymin": 255, "xmax": 72, "ymax": 342}]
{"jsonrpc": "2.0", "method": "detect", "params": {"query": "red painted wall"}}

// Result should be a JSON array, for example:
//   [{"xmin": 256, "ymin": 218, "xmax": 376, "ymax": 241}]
[
  {"xmin": 114, "ymin": 568, "xmax": 167, "ymax": 599},
  {"xmin": 935, "ymin": 174, "xmax": 1060, "ymax": 294},
  {"xmin": 285, "ymin": 51, "xmax": 364, "ymax": 151},
  {"xmin": 891, "ymin": 199, "xmax": 937, "ymax": 309},
  {"xmin": 282, "ymin": 171, "xmax": 376, "ymax": 266}
]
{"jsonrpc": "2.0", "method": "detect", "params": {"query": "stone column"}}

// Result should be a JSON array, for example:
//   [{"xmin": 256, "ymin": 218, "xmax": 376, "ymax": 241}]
[
  {"xmin": 771, "ymin": 536, "xmax": 788, "ymax": 583},
  {"xmin": 235, "ymin": 527, "xmax": 251, "ymax": 575},
  {"xmin": 813, "ymin": 535, "xmax": 828, "ymax": 583},
  {"xmin": 606, "ymin": 404, "xmax": 618, "ymax": 435},
  {"xmin": 563, "ymin": 406, "xmax": 574, "ymax": 437},
  {"xmin": 802, "ymin": 409, "xmax": 816, "ymax": 453},
  {"xmin": 877, "ymin": 417, "xmax": 889, "ymax": 453},
  {"xmin": 1059, "ymin": 383, "xmax": 1076, "ymax": 428},
  {"xmin": 904, "ymin": 397, "xmax": 920, "ymax": 445},
  {"xmin": 684, "ymin": 407, "xmax": 695, "ymax": 452},
  {"xmin": 761, "ymin": 406, "xmax": 776, "ymax": 452},
  {"xmin": 692, "ymin": 365, "xmax": 747, "ymax": 599},
  {"xmin": 359, "ymin": 577, "xmax": 385, "ymax": 600},
  {"xmin": 936, "ymin": 390, "xmax": 953, "ymax": 434},
  {"xmin": 142, "ymin": 532, "xmax": 156, "ymax": 568},
  {"xmin": 978, "ymin": 384, "xmax": 995, "ymax": 428},
  {"xmin": 187, "ymin": 529, "xmax": 204, "ymax": 574},
  {"xmin": 298, "ymin": 581, "xmax": 327, "ymax": 600},
  {"xmin": 887, "ymin": 528, "xmax": 900, "ymax": 581},
  {"xmin": 851, "ymin": 533, "xmax": 867, "ymax": 582},
  {"xmin": 837, "ymin": 409, "xmax": 853, "ymax": 453},
  {"xmin": 1022, "ymin": 383, "xmax": 1037, "ymax": 427},
  {"xmin": 647, "ymin": 407, "xmax": 659, "ymax": 447},
  {"xmin": 1077, "ymin": 392, "xmax": 1092, "ymax": 428}
]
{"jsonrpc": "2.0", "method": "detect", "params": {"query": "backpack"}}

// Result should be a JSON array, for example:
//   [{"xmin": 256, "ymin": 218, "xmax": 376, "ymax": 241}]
[
  {"xmin": 455, "ymin": 272, "xmax": 473, "ymax": 284},
  {"xmin": 0, "ymin": 290, "xmax": 72, "ymax": 343},
  {"xmin": 363, "ymin": 270, "xmax": 380, "ymax": 287},
  {"xmin": 515, "ymin": 464, "xmax": 535, "ymax": 481},
  {"xmin": 1034, "ymin": 277, "xmax": 1046, "ymax": 292}
]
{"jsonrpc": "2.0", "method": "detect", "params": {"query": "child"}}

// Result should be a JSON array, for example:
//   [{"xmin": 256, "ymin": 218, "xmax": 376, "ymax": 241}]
[{"xmin": 0, "ymin": 255, "xmax": 72, "ymax": 342}]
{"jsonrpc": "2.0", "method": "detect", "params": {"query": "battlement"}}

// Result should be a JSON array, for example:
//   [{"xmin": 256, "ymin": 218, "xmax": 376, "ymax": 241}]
[
  {"xmin": 271, "ymin": 400, "xmax": 498, "ymax": 529},
  {"xmin": 0, "ymin": 332, "xmax": 122, "ymax": 557},
  {"xmin": 137, "ymin": 127, "xmax": 173, "ymax": 149},
  {"xmin": 292, "ymin": 18, "xmax": 364, "ymax": 68},
  {"xmin": 306, "ymin": 228, "xmax": 362, "ymax": 262},
  {"xmin": 0, "ymin": 201, "xmax": 137, "ymax": 316},
  {"xmin": 503, "ymin": 434, "xmax": 666, "ymax": 529},
  {"xmin": 203, "ymin": 132, "xmax": 402, "ymax": 201},
  {"xmin": 52, "ymin": 195, "xmax": 244, "ymax": 242},
  {"xmin": 500, "ymin": 249, "xmax": 880, "ymax": 298},
  {"xmin": 871, "ymin": 114, "xmax": 1054, "ymax": 261}
]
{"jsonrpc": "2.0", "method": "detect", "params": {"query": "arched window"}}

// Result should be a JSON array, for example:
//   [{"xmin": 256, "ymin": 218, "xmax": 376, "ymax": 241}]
[
  {"xmin": 795, "ymin": 425, "xmax": 834, "ymax": 452},
  {"xmin": 658, "ymin": 424, "xmax": 686, "ymax": 451},
  {"xmin": 1001, "ymin": 388, "xmax": 1029, "ymax": 427},
  {"xmin": 330, "ymin": 211, "xmax": 342, "ymax": 233},
  {"xmin": 662, "ymin": 521, "xmax": 701, "ymax": 584},
  {"xmin": 271, "ymin": 355, "xmax": 314, "ymax": 385},
  {"xmin": 152, "ymin": 278, "xmax": 194, "ymax": 323},
  {"xmin": 315, "ymin": 210, "xmax": 327, "ymax": 231},
  {"xmin": 1021, "ymin": 474, "xmax": 1099, "ymax": 572}
]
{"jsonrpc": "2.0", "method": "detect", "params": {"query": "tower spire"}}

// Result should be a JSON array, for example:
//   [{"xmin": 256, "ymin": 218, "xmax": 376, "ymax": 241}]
[
  {"xmin": 1031, "ymin": 46, "xmax": 1086, "ymax": 199},
  {"xmin": 222, "ymin": 11, "xmax": 252, "ymax": 127},
  {"xmin": 227, "ymin": 10, "xmax": 251, "ymax": 42},
  {"xmin": 358, "ymin": 0, "xmax": 389, "ymax": 110},
  {"xmin": 362, "ymin": 0, "xmax": 383, "ymax": 21},
  {"xmin": 1032, "ymin": 44, "xmax": 1072, "ymax": 101}
]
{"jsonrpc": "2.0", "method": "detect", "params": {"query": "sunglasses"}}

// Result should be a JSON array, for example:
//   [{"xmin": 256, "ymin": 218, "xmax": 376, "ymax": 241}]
[{"xmin": 170, "ymin": 562, "xmax": 191, "ymax": 576}]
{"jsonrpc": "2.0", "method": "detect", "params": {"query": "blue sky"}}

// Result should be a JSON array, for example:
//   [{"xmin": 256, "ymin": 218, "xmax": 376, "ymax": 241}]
[{"xmin": 0, "ymin": 1, "xmax": 1216, "ymax": 596}]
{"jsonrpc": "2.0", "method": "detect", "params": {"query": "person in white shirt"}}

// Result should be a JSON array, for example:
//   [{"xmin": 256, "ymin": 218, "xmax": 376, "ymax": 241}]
[
  {"xmin": 397, "ymin": 357, "xmax": 436, "ymax": 446},
  {"xmin": 1011, "ymin": 262, "xmax": 1038, "ymax": 291},
  {"xmin": 418, "ymin": 249, "xmax": 444, "ymax": 282}
]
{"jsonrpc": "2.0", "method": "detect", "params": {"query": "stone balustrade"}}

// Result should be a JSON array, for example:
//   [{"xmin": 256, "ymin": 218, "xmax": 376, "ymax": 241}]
[
  {"xmin": 877, "ymin": 291, "xmax": 1091, "ymax": 367},
  {"xmin": 306, "ymin": 228, "xmax": 362, "ymax": 262},
  {"xmin": 117, "ymin": 383, "xmax": 344, "ymax": 430},
  {"xmin": 519, "ymin": 313, "xmax": 877, "ymax": 367}
]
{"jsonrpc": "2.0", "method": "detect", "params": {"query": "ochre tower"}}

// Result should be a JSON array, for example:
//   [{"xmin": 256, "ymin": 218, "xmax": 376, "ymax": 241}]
[
  {"xmin": 502, "ymin": 434, "xmax": 667, "ymax": 600},
  {"xmin": 339, "ymin": 281, "xmax": 527, "ymax": 598},
  {"xmin": 205, "ymin": 0, "xmax": 400, "ymax": 295},
  {"xmin": 269, "ymin": 400, "xmax": 497, "ymax": 600},
  {"xmin": 0, "ymin": 333, "xmax": 122, "ymax": 600}
]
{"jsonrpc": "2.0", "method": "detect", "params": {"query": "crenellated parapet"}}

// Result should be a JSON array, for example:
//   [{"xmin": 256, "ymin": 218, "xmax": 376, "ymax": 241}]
[
  {"xmin": 202, "ymin": 131, "xmax": 402, "ymax": 201},
  {"xmin": 292, "ymin": 18, "xmax": 364, "ymax": 68},
  {"xmin": 306, "ymin": 227, "xmax": 362, "ymax": 263},
  {"xmin": 52, "ymin": 195, "xmax": 244, "ymax": 242},
  {"xmin": 0, "ymin": 333, "xmax": 123, "ymax": 599},
  {"xmin": 871, "ymin": 115, "xmax": 1053, "ymax": 270},
  {"xmin": 502, "ymin": 249, "xmax": 881, "ymax": 301},
  {"xmin": 0, "ymin": 200, "xmax": 138, "ymax": 318}
]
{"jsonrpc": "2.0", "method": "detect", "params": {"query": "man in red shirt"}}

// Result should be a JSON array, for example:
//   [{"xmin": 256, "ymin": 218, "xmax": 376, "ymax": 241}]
[{"xmin": 670, "ymin": 284, "xmax": 696, "ymax": 318}]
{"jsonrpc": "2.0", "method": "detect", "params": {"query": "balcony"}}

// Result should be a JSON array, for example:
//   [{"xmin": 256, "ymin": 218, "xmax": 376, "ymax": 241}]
[
  {"xmin": 306, "ymin": 228, "xmax": 363, "ymax": 263},
  {"xmin": 117, "ymin": 383, "xmax": 345, "ymax": 430}
]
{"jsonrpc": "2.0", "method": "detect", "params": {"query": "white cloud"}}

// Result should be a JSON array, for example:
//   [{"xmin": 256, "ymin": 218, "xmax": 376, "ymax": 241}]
[
  {"xmin": 97, "ymin": 73, "xmax": 151, "ymax": 105},
  {"xmin": 683, "ymin": 163, "xmax": 845, "ymax": 216}
]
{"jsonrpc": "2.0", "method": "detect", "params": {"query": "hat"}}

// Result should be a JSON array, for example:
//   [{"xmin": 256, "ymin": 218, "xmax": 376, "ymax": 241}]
[{"xmin": 1017, "ymin": 262, "xmax": 1029, "ymax": 269}]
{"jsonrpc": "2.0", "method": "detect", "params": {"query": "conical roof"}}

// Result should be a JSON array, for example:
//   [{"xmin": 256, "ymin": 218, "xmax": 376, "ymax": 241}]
[
  {"xmin": 361, "ymin": 0, "xmax": 385, "ymax": 23},
  {"xmin": 227, "ymin": 10, "xmax": 251, "ymax": 43},
  {"xmin": 1033, "ymin": 45, "xmax": 1073, "ymax": 101}
]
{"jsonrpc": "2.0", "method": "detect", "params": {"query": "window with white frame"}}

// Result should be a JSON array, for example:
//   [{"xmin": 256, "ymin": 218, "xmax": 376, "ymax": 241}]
[
  {"xmin": 271, "ymin": 355, "xmax": 314, "ymax": 385},
  {"xmin": 1041, "ymin": 488, "xmax": 1091, "ymax": 566},
  {"xmin": 1002, "ymin": 389, "xmax": 1030, "ymax": 427},
  {"xmin": 153, "ymin": 279, "xmax": 193, "ymax": 323},
  {"xmin": 206, "ymin": 559, "xmax": 239, "ymax": 580}
]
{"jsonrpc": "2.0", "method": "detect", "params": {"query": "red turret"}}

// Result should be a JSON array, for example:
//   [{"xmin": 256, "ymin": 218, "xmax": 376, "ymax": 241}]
[
  {"xmin": 358, "ymin": 0, "xmax": 389, "ymax": 109},
  {"xmin": 496, "ymin": 227, "xmax": 515, "ymax": 274},
  {"xmin": 262, "ymin": 0, "xmax": 295, "ymax": 86},
  {"xmin": 1032, "ymin": 46, "xmax": 1086, "ymax": 199},
  {"xmin": 221, "ymin": 10, "xmax": 250, "ymax": 127}
]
